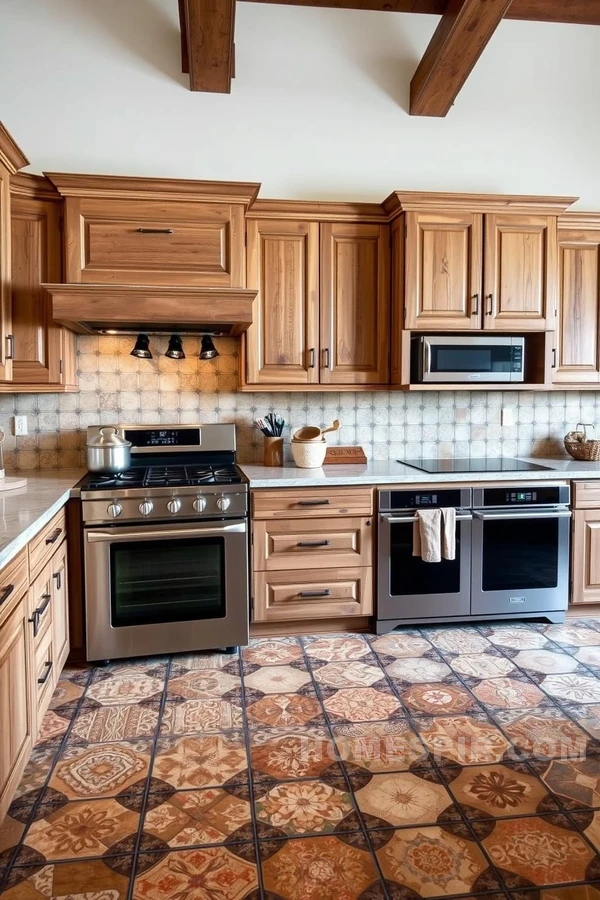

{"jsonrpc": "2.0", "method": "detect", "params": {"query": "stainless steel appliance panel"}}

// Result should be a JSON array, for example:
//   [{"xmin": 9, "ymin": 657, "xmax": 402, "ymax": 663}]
[{"xmin": 416, "ymin": 335, "xmax": 525, "ymax": 384}]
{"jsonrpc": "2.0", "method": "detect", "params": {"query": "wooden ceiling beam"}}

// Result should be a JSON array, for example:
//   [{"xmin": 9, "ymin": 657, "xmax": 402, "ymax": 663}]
[
  {"xmin": 179, "ymin": 0, "xmax": 236, "ymax": 93},
  {"xmin": 409, "ymin": 0, "xmax": 514, "ymax": 117}
]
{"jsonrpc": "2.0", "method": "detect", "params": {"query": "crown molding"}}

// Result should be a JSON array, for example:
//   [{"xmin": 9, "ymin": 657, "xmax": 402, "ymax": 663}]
[
  {"xmin": 0, "ymin": 123, "xmax": 29, "ymax": 174},
  {"xmin": 383, "ymin": 190, "xmax": 578, "ymax": 219},
  {"xmin": 247, "ymin": 198, "xmax": 387, "ymax": 223},
  {"xmin": 10, "ymin": 171, "xmax": 61, "ymax": 201},
  {"xmin": 44, "ymin": 172, "xmax": 261, "ymax": 206}
]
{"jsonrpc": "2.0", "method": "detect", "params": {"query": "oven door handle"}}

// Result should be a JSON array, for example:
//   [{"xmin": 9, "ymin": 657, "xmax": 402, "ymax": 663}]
[
  {"xmin": 379, "ymin": 513, "xmax": 473, "ymax": 524},
  {"xmin": 473, "ymin": 509, "xmax": 572, "ymax": 521},
  {"xmin": 86, "ymin": 521, "xmax": 247, "ymax": 542}
]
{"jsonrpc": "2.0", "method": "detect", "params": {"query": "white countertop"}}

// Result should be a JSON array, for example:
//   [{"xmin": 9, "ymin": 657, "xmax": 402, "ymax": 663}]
[
  {"xmin": 0, "ymin": 469, "xmax": 85, "ymax": 569},
  {"xmin": 240, "ymin": 457, "xmax": 600, "ymax": 488}
]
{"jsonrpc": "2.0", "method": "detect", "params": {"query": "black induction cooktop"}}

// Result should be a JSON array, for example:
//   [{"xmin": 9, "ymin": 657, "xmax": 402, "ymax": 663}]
[{"xmin": 399, "ymin": 457, "xmax": 553, "ymax": 474}]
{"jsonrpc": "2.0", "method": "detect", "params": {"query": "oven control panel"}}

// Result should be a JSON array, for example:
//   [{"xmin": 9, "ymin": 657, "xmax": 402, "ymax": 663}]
[
  {"xmin": 82, "ymin": 490, "xmax": 248, "ymax": 524},
  {"xmin": 476, "ymin": 484, "xmax": 570, "ymax": 508},
  {"xmin": 381, "ymin": 488, "xmax": 471, "ymax": 511}
]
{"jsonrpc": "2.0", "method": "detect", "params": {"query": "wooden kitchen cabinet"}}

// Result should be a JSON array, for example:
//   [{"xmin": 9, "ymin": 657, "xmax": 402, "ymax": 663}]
[
  {"xmin": 51, "ymin": 540, "xmax": 70, "ymax": 674},
  {"xmin": 570, "ymin": 481, "xmax": 600, "ymax": 607},
  {"xmin": 554, "ymin": 217, "xmax": 600, "ymax": 384}
]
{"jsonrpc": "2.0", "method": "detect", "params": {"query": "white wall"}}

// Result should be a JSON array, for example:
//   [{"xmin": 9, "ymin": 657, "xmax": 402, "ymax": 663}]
[{"xmin": 1, "ymin": 0, "xmax": 599, "ymax": 206}]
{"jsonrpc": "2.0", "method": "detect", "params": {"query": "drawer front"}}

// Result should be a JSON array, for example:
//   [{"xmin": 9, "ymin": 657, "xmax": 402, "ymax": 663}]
[
  {"xmin": 573, "ymin": 481, "xmax": 600, "ymax": 509},
  {"xmin": 253, "ymin": 567, "xmax": 373, "ymax": 622},
  {"xmin": 253, "ymin": 517, "xmax": 372, "ymax": 571},
  {"xmin": 29, "ymin": 563, "xmax": 53, "ymax": 644},
  {"xmin": 29, "ymin": 508, "xmax": 66, "ymax": 581},
  {"xmin": 0, "ymin": 548, "xmax": 28, "ymax": 629},
  {"xmin": 73, "ymin": 198, "xmax": 245, "ymax": 287},
  {"xmin": 34, "ymin": 623, "xmax": 55, "ymax": 720},
  {"xmin": 252, "ymin": 488, "xmax": 373, "ymax": 520}
]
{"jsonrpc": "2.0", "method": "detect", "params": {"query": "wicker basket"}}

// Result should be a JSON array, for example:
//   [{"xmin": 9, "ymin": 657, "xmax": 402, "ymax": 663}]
[{"xmin": 564, "ymin": 423, "xmax": 600, "ymax": 461}]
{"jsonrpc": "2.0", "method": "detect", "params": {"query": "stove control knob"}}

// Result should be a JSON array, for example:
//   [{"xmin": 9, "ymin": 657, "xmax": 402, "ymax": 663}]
[
  {"xmin": 107, "ymin": 502, "xmax": 122, "ymax": 518},
  {"xmin": 167, "ymin": 498, "xmax": 182, "ymax": 515},
  {"xmin": 216, "ymin": 495, "xmax": 231, "ymax": 512},
  {"xmin": 193, "ymin": 496, "xmax": 207, "ymax": 513},
  {"xmin": 139, "ymin": 500, "xmax": 154, "ymax": 517}
]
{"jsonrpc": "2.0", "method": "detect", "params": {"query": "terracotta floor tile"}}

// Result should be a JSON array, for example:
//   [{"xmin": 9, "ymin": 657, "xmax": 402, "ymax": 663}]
[
  {"xmin": 254, "ymin": 777, "xmax": 357, "ymax": 837},
  {"xmin": 369, "ymin": 632, "xmax": 433, "ymax": 658},
  {"xmin": 160, "ymin": 698, "xmax": 244, "ymax": 735},
  {"xmin": 133, "ymin": 844, "xmax": 258, "ymax": 899},
  {"xmin": 49, "ymin": 678, "xmax": 85, "ymax": 710},
  {"xmin": 249, "ymin": 726, "xmax": 339, "ymax": 780},
  {"xmin": 143, "ymin": 786, "xmax": 252, "ymax": 848},
  {"xmin": 471, "ymin": 675, "xmax": 551, "ymax": 711},
  {"xmin": 425, "ymin": 626, "xmax": 493, "ymax": 655},
  {"xmin": 311, "ymin": 660, "xmax": 385, "ymax": 689},
  {"xmin": 302, "ymin": 635, "xmax": 371, "ymax": 662},
  {"xmin": 242, "ymin": 638, "xmax": 303, "ymax": 667},
  {"xmin": 448, "ymin": 650, "xmax": 517, "ymax": 680},
  {"xmin": 541, "ymin": 674, "xmax": 600, "ymax": 705},
  {"xmin": 1, "ymin": 855, "xmax": 133, "ymax": 898},
  {"xmin": 171, "ymin": 650, "xmax": 239, "ymax": 671},
  {"xmin": 544, "ymin": 623, "xmax": 600, "ymax": 647},
  {"xmin": 353, "ymin": 769, "xmax": 459, "ymax": 828},
  {"xmin": 533, "ymin": 756, "xmax": 600, "ymax": 810},
  {"xmin": 475, "ymin": 812, "xmax": 600, "ymax": 888},
  {"xmin": 385, "ymin": 655, "xmax": 453, "ymax": 685},
  {"xmin": 70, "ymin": 703, "xmax": 160, "ymax": 742},
  {"xmin": 400, "ymin": 680, "xmax": 480, "ymax": 716},
  {"xmin": 512, "ymin": 649, "xmax": 581, "ymax": 675},
  {"xmin": 441, "ymin": 760, "xmax": 558, "ymax": 819},
  {"xmin": 11, "ymin": 746, "xmax": 58, "ymax": 804},
  {"xmin": 323, "ymin": 687, "xmax": 403, "ymax": 724},
  {"xmin": 415, "ymin": 714, "xmax": 514, "ymax": 765},
  {"xmin": 332, "ymin": 720, "xmax": 428, "ymax": 773},
  {"xmin": 35, "ymin": 707, "xmax": 74, "ymax": 746},
  {"xmin": 49, "ymin": 740, "xmax": 152, "ymax": 801},
  {"xmin": 243, "ymin": 663, "xmax": 312, "ymax": 694},
  {"xmin": 482, "ymin": 624, "xmax": 551, "ymax": 651},
  {"xmin": 509, "ymin": 886, "xmax": 600, "ymax": 899},
  {"xmin": 86, "ymin": 671, "xmax": 164, "ymax": 706},
  {"xmin": 260, "ymin": 833, "xmax": 382, "ymax": 900},
  {"xmin": 167, "ymin": 668, "xmax": 242, "ymax": 701},
  {"xmin": 494, "ymin": 708, "xmax": 592, "ymax": 759},
  {"xmin": 245, "ymin": 691, "xmax": 324, "ymax": 728},
  {"xmin": 151, "ymin": 733, "xmax": 248, "ymax": 791}
]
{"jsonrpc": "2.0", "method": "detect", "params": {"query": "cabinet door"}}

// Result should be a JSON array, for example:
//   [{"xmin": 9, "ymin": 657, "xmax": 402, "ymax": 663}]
[
  {"xmin": 554, "ymin": 229, "xmax": 600, "ymax": 384},
  {"xmin": 0, "ymin": 598, "xmax": 33, "ymax": 821},
  {"xmin": 51, "ymin": 541, "xmax": 69, "ymax": 674},
  {"xmin": 484, "ymin": 214, "xmax": 556, "ymax": 331},
  {"xmin": 0, "ymin": 161, "xmax": 13, "ymax": 383},
  {"xmin": 320, "ymin": 223, "xmax": 390, "ymax": 384},
  {"xmin": 572, "ymin": 509, "xmax": 600, "ymax": 605},
  {"xmin": 11, "ymin": 195, "xmax": 64, "ymax": 385},
  {"xmin": 245, "ymin": 219, "xmax": 319, "ymax": 385},
  {"xmin": 404, "ymin": 211, "xmax": 483, "ymax": 331}
]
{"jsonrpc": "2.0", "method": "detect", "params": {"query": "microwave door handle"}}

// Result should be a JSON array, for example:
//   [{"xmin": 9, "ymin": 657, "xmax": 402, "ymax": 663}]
[
  {"xmin": 86, "ymin": 522, "xmax": 247, "ymax": 543},
  {"xmin": 473, "ymin": 510, "xmax": 572, "ymax": 521},
  {"xmin": 424, "ymin": 339, "xmax": 432, "ymax": 377},
  {"xmin": 380, "ymin": 513, "xmax": 473, "ymax": 523}
]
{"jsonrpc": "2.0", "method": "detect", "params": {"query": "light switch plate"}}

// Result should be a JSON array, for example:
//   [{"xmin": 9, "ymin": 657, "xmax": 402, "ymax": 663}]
[
  {"xmin": 501, "ymin": 407, "xmax": 516, "ymax": 427},
  {"xmin": 13, "ymin": 415, "xmax": 27, "ymax": 436}
]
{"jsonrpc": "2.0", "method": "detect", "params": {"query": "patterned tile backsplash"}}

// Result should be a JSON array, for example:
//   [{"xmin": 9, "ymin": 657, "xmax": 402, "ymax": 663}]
[{"xmin": 1, "ymin": 335, "xmax": 600, "ymax": 470}]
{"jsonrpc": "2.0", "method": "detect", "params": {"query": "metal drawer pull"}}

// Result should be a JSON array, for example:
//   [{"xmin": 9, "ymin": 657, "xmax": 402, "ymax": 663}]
[
  {"xmin": 6, "ymin": 334, "xmax": 14, "ymax": 360},
  {"xmin": 308, "ymin": 348, "xmax": 315, "ymax": 369},
  {"xmin": 29, "ymin": 592, "xmax": 52, "ymax": 637},
  {"xmin": 0, "ymin": 584, "xmax": 14, "ymax": 607},
  {"xmin": 471, "ymin": 294, "xmax": 479, "ymax": 316},
  {"xmin": 474, "ymin": 510, "xmax": 572, "ymax": 521},
  {"xmin": 38, "ymin": 660, "xmax": 53, "ymax": 685},
  {"xmin": 298, "ymin": 499, "xmax": 331, "ymax": 507},
  {"xmin": 380, "ymin": 513, "xmax": 473, "ymax": 524},
  {"xmin": 53, "ymin": 571, "xmax": 62, "ymax": 590},
  {"xmin": 137, "ymin": 228, "xmax": 173, "ymax": 234},
  {"xmin": 297, "ymin": 540, "xmax": 331, "ymax": 548},
  {"xmin": 486, "ymin": 294, "xmax": 493, "ymax": 315},
  {"xmin": 45, "ymin": 527, "xmax": 63, "ymax": 545},
  {"xmin": 299, "ymin": 590, "xmax": 331, "ymax": 598}
]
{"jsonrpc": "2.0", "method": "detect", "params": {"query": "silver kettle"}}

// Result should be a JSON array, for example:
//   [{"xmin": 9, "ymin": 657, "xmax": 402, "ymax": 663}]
[{"xmin": 86, "ymin": 426, "xmax": 132, "ymax": 474}]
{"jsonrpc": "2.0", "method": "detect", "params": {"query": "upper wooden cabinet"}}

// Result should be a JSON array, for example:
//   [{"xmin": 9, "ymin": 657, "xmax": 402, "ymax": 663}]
[
  {"xmin": 46, "ymin": 174, "xmax": 260, "ymax": 288},
  {"xmin": 243, "ymin": 204, "xmax": 390, "ymax": 389},
  {"xmin": 554, "ymin": 216, "xmax": 600, "ymax": 385},
  {"xmin": 386, "ymin": 192, "xmax": 575, "ymax": 335}
]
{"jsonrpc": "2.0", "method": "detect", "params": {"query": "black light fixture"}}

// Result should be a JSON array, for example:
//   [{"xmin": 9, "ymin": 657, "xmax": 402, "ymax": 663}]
[
  {"xmin": 199, "ymin": 334, "xmax": 219, "ymax": 360},
  {"xmin": 165, "ymin": 334, "xmax": 185, "ymax": 359},
  {"xmin": 130, "ymin": 333, "xmax": 152, "ymax": 359}
]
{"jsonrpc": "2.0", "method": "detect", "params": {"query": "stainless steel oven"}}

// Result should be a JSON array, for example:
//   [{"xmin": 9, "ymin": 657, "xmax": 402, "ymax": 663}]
[{"xmin": 414, "ymin": 335, "xmax": 525, "ymax": 383}]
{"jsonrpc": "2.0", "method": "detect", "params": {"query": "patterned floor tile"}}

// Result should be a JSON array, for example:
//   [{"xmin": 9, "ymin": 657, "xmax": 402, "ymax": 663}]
[
  {"xmin": 415, "ymin": 713, "xmax": 514, "ymax": 765},
  {"xmin": 249, "ymin": 727, "xmax": 339, "ymax": 780},
  {"xmin": 472, "ymin": 676, "xmax": 552, "ymax": 711},
  {"xmin": 242, "ymin": 637, "xmax": 304, "ymax": 666},
  {"xmin": 425, "ymin": 626, "xmax": 492, "ymax": 655},
  {"xmin": 303, "ymin": 635, "xmax": 371, "ymax": 662},
  {"xmin": 332, "ymin": 720, "xmax": 428, "ymax": 773},
  {"xmin": 561, "ymin": 704, "xmax": 600, "ymax": 740},
  {"xmin": 509, "ymin": 886, "xmax": 600, "ymax": 900},
  {"xmin": 11, "ymin": 746, "xmax": 59, "ymax": 805},
  {"xmin": 133, "ymin": 844, "xmax": 258, "ymax": 899},
  {"xmin": 167, "ymin": 668, "xmax": 241, "ymax": 701},
  {"xmin": 323, "ymin": 686, "xmax": 403, "ymax": 724},
  {"xmin": 400, "ymin": 680, "xmax": 481, "ymax": 715},
  {"xmin": 49, "ymin": 678, "xmax": 85, "ymax": 710},
  {"xmin": 311, "ymin": 660, "xmax": 384, "ymax": 689},
  {"xmin": 49, "ymin": 740, "xmax": 152, "ymax": 801},
  {"xmin": 254, "ymin": 777, "xmax": 356, "ymax": 837},
  {"xmin": 474, "ymin": 812, "xmax": 600, "ymax": 889},
  {"xmin": 19, "ymin": 797, "xmax": 139, "ymax": 861},
  {"xmin": 440, "ymin": 760, "xmax": 558, "ymax": 819},
  {"xmin": 353, "ymin": 768, "xmax": 460, "ymax": 828},
  {"xmin": 495, "ymin": 708, "xmax": 594, "ymax": 759},
  {"xmin": 541, "ymin": 674, "xmax": 600, "ymax": 705},
  {"xmin": 512, "ymin": 649, "xmax": 581, "ymax": 675},
  {"xmin": 373, "ymin": 821, "xmax": 500, "ymax": 896},
  {"xmin": 385, "ymin": 655, "xmax": 453, "ymax": 685},
  {"xmin": 260, "ymin": 832, "xmax": 382, "ymax": 900},
  {"xmin": 36, "ymin": 707, "xmax": 74, "ymax": 746},
  {"xmin": 142, "ymin": 786, "xmax": 252, "ymax": 848},
  {"xmin": 151, "ymin": 733, "xmax": 248, "ymax": 790},
  {"xmin": 243, "ymin": 663, "xmax": 312, "ymax": 694},
  {"xmin": 70, "ymin": 703, "xmax": 160, "ymax": 742},
  {"xmin": 543, "ymin": 623, "xmax": 600, "ymax": 646},
  {"xmin": 171, "ymin": 650, "xmax": 239, "ymax": 671},
  {"xmin": 245, "ymin": 691, "xmax": 324, "ymax": 728},
  {"xmin": 86, "ymin": 671, "xmax": 164, "ymax": 706},
  {"xmin": 532, "ymin": 757, "xmax": 600, "ymax": 810},
  {"xmin": 575, "ymin": 647, "xmax": 600, "ymax": 668},
  {"xmin": 0, "ymin": 808, "xmax": 29, "ymax": 873},
  {"xmin": 448, "ymin": 650, "xmax": 517, "ymax": 680},
  {"xmin": 369, "ymin": 632, "xmax": 433, "ymax": 658},
  {"xmin": 482, "ymin": 624, "xmax": 550, "ymax": 650},
  {"xmin": 1, "ymin": 855, "xmax": 133, "ymax": 898},
  {"xmin": 160, "ymin": 698, "xmax": 243, "ymax": 735}
]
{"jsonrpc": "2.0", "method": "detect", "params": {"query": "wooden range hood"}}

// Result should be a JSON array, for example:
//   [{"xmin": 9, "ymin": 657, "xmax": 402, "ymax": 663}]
[{"xmin": 43, "ymin": 284, "xmax": 257, "ymax": 336}]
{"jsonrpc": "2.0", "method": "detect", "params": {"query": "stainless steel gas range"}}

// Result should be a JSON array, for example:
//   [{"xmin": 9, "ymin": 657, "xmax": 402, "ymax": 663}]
[{"xmin": 79, "ymin": 423, "xmax": 249, "ymax": 663}]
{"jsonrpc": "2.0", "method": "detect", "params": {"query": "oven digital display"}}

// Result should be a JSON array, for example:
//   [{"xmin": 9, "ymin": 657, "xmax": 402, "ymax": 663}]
[
  {"xmin": 126, "ymin": 428, "xmax": 201, "ymax": 448},
  {"xmin": 415, "ymin": 494, "xmax": 438, "ymax": 506}
]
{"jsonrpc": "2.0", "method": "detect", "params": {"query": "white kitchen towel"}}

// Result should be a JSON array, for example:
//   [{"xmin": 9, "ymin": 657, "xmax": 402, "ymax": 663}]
[
  {"xmin": 413, "ymin": 508, "xmax": 442, "ymax": 563},
  {"xmin": 441, "ymin": 507, "xmax": 456, "ymax": 560}
]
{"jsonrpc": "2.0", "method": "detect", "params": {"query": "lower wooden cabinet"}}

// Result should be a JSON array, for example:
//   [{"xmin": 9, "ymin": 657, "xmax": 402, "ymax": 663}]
[
  {"xmin": 253, "ymin": 567, "xmax": 373, "ymax": 623},
  {"xmin": 572, "ymin": 507, "xmax": 600, "ymax": 606}
]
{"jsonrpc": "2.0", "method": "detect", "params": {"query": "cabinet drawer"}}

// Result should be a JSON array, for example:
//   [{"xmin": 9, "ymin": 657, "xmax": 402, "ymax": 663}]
[
  {"xmin": 29, "ymin": 562, "xmax": 53, "ymax": 644},
  {"xmin": 253, "ymin": 517, "xmax": 372, "ymax": 571},
  {"xmin": 0, "ymin": 548, "xmax": 28, "ymax": 629},
  {"xmin": 252, "ymin": 488, "xmax": 373, "ymax": 519},
  {"xmin": 253, "ymin": 567, "xmax": 373, "ymax": 622},
  {"xmin": 28, "ymin": 507, "xmax": 66, "ymax": 581},
  {"xmin": 34, "ymin": 623, "xmax": 55, "ymax": 718},
  {"xmin": 573, "ymin": 482, "xmax": 600, "ymax": 509}
]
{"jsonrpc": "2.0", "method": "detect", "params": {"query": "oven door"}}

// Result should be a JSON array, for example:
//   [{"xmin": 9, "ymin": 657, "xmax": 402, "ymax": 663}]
[
  {"xmin": 471, "ymin": 508, "xmax": 571, "ymax": 616},
  {"xmin": 84, "ymin": 519, "xmax": 249, "ymax": 661},
  {"xmin": 377, "ymin": 512, "xmax": 472, "ymax": 624}
]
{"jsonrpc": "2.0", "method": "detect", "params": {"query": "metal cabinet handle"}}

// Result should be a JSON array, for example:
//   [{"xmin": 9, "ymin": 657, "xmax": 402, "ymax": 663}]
[
  {"xmin": 5, "ymin": 335, "xmax": 14, "ymax": 360},
  {"xmin": 29, "ymin": 592, "xmax": 52, "ymax": 638},
  {"xmin": 552, "ymin": 348, "xmax": 557, "ymax": 369},
  {"xmin": 298, "ymin": 499, "xmax": 330, "ymax": 506},
  {"xmin": 486, "ymin": 294, "xmax": 493, "ymax": 315},
  {"xmin": 299, "ymin": 590, "xmax": 331, "ymax": 598},
  {"xmin": 297, "ymin": 540, "xmax": 331, "ymax": 547},
  {"xmin": 322, "ymin": 348, "xmax": 330, "ymax": 369},
  {"xmin": 45, "ymin": 528, "xmax": 63, "ymax": 545},
  {"xmin": 0, "ymin": 584, "xmax": 14, "ymax": 607},
  {"xmin": 308, "ymin": 348, "xmax": 315, "ymax": 369},
  {"xmin": 53, "ymin": 571, "xmax": 62, "ymax": 590},
  {"xmin": 137, "ymin": 228, "xmax": 173, "ymax": 234},
  {"xmin": 471, "ymin": 294, "xmax": 479, "ymax": 316},
  {"xmin": 37, "ymin": 660, "xmax": 53, "ymax": 685}
]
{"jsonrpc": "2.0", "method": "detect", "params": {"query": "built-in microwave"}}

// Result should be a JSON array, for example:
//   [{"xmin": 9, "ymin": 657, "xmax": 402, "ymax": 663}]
[{"xmin": 414, "ymin": 335, "xmax": 525, "ymax": 383}]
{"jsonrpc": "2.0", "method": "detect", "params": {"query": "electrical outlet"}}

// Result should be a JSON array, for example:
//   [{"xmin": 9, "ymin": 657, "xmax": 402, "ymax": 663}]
[
  {"xmin": 501, "ymin": 407, "xmax": 516, "ymax": 427},
  {"xmin": 13, "ymin": 415, "xmax": 27, "ymax": 436}
]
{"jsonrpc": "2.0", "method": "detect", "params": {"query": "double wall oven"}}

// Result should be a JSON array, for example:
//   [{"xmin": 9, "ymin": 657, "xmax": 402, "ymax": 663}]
[
  {"xmin": 377, "ymin": 484, "xmax": 571, "ymax": 632},
  {"xmin": 81, "ymin": 424, "xmax": 249, "ymax": 662}
]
